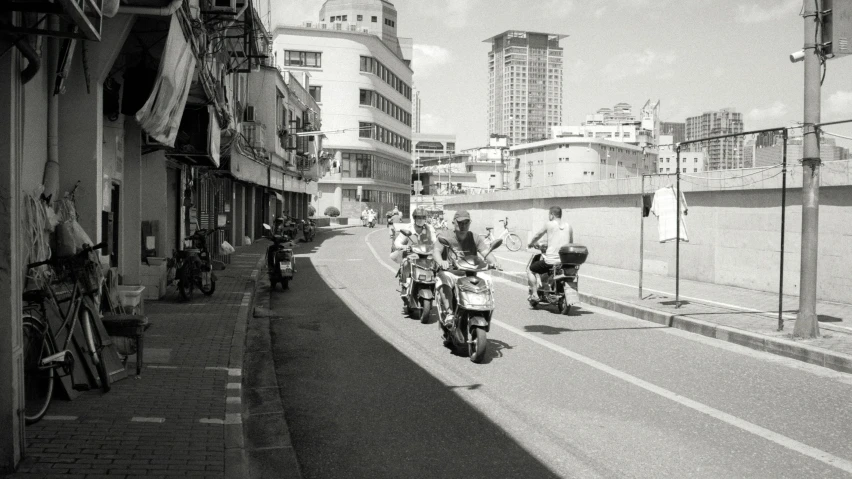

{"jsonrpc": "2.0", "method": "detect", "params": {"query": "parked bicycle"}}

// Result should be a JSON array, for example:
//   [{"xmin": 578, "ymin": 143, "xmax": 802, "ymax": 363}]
[
  {"xmin": 479, "ymin": 217, "xmax": 522, "ymax": 252},
  {"xmin": 22, "ymin": 242, "xmax": 111, "ymax": 424}
]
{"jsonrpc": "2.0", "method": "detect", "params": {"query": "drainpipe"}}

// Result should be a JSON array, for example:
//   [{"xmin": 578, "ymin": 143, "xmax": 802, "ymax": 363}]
[
  {"xmin": 118, "ymin": 0, "xmax": 183, "ymax": 16},
  {"xmin": 42, "ymin": 17, "xmax": 60, "ymax": 202}
]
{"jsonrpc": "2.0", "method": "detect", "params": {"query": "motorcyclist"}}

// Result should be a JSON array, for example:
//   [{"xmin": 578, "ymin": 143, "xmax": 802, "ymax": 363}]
[
  {"xmin": 527, "ymin": 206, "xmax": 574, "ymax": 301},
  {"xmin": 361, "ymin": 207, "xmax": 369, "ymax": 227},
  {"xmin": 391, "ymin": 207, "xmax": 436, "ymax": 296},
  {"xmin": 432, "ymin": 210, "xmax": 501, "ymax": 327}
]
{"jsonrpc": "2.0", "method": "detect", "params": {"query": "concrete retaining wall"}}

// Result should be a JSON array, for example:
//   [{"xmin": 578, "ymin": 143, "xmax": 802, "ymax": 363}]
[{"xmin": 444, "ymin": 162, "xmax": 852, "ymax": 304}]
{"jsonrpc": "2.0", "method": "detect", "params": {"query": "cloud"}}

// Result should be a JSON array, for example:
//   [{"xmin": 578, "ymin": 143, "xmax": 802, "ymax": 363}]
[
  {"xmin": 825, "ymin": 90, "xmax": 852, "ymax": 118},
  {"xmin": 412, "ymin": 44, "xmax": 452, "ymax": 78},
  {"xmin": 542, "ymin": 0, "xmax": 575, "ymax": 19},
  {"xmin": 736, "ymin": 0, "xmax": 800, "ymax": 24},
  {"xmin": 420, "ymin": 113, "xmax": 454, "ymax": 134},
  {"xmin": 602, "ymin": 49, "xmax": 676, "ymax": 81},
  {"xmin": 412, "ymin": 0, "xmax": 480, "ymax": 28},
  {"xmin": 746, "ymin": 101, "xmax": 789, "ymax": 123}
]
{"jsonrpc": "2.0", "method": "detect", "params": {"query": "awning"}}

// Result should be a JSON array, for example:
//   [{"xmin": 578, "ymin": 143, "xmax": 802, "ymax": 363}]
[{"xmin": 136, "ymin": 15, "xmax": 196, "ymax": 147}]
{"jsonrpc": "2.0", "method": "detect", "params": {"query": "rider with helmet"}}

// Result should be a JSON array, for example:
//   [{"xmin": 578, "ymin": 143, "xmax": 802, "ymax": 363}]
[{"xmin": 391, "ymin": 207, "xmax": 436, "ymax": 293}]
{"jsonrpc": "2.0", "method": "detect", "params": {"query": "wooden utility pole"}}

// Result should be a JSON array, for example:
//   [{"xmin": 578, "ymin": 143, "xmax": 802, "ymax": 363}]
[{"xmin": 794, "ymin": 0, "xmax": 822, "ymax": 338}]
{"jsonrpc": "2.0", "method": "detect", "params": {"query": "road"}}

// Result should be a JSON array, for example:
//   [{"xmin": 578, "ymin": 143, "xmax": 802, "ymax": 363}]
[{"xmin": 267, "ymin": 226, "xmax": 852, "ymax": 479}]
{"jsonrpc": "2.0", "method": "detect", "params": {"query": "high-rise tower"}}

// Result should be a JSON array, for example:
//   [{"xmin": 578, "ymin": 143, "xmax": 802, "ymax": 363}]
[
  {"xmin": 485, "ymin": 30, "xmax": 567, "ymax": 146},
  {"xmin": 685, "ymin": 109, "xmax": 744, "ymax": 170}
]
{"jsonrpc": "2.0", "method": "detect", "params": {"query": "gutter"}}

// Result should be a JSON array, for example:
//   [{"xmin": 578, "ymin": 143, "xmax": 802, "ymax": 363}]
[{"xmin": 118, "ymin": 0, "xmax": 183, "ymax": 16}]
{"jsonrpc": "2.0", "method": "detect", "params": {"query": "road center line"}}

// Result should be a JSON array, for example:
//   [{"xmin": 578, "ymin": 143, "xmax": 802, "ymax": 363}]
[{"xmin": 368, "ymin": 231, "xmax": 852, "ymax": 474}]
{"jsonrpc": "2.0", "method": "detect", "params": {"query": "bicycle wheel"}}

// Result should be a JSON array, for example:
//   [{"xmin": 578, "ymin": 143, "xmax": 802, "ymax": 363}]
[
  {"xmin": 81, "ymin": 308, "xmax": 111, "ymax": 393},
  {"xmin": 23, "ymin": 314, "xmax": 54, "ymax": 424},
  {"xmin": 505, "ymin": 233, "xmax": 523, "ymax": 252}
]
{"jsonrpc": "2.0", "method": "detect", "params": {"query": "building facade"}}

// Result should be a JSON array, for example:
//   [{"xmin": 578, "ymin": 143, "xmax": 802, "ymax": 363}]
[
  {"xmin": 660, "ymin": 121, "xmax": 685, "ymax": 144},
  {"xmin": 685, "ymin": 108, "xmax": 744, "ymax": 170},
  {"xmin": 746, "ymin": 135, "xmax": 849, "ymax": 168},
  {"xmin": 486, "ymin": 30, "xmax": 567, "ymax": 146},
  {"xmin": 274, "ymin": 0, "xmax": 413, "ymax": 219},
  {"xmin": 508, "ymin": 137, "xmax": 656, "ymax": 189},
  {"xmin": 551, "ymin": 101, "xmax": 660, "ymax": 148},
  {"xmin": 657, "ymin": 135, "xmax": 705, "ymax": 174}
]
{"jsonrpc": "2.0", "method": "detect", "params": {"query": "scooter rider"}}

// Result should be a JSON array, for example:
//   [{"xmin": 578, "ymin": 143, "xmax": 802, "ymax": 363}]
[
  {"xmin": 273, "ymin": 216, "xmax": 286, "ymax": 236},
  {"xmin": 387, "ymin": 205, "xmax": 402, "ymax": 242},
  {"xmin": 391, "ymin": 207, "xmax": 436, "ymax": 295},
  {"xmin": 433, "ymin": 210, "xmax": 501, "ymax": 326},
  {"xmin": 527, "ymin": 206, "xmax": 574, "ymax": 301}
]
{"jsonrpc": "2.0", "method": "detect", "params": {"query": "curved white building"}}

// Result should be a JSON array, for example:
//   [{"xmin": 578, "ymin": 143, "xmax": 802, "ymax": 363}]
[{"xmin": 274, "ymin": 0, "xmax": 413, "ymax": 219}]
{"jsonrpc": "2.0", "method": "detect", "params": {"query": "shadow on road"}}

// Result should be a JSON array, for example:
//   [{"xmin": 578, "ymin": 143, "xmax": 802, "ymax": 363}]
[{"xmin": 268, "ymin": 253, "xmax": 561, "ymax": 479}]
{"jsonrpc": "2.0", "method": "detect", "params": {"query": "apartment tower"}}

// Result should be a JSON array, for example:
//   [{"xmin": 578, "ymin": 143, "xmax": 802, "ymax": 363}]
[
  {"xmin": 486, "ymin": 30, "xmax": 567, "ymax": 146},
  {"xmin": 685, "ymin": 109, "xmax": 744, "ymax": 170}
]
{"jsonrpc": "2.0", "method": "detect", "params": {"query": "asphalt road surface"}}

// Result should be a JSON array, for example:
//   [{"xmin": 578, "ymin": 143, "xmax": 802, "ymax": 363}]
[{"xmin": 268, "ymin": 226, "xmax": 852, "ymax": 479}]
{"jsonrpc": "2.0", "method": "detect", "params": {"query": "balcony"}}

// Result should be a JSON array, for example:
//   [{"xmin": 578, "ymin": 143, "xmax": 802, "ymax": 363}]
[{"xmin": 242, "ymin": 123, "xmax": 266, "ymax": 152}]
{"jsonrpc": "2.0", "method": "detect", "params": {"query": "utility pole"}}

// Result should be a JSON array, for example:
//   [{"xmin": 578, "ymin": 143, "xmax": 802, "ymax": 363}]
[{"xmin": 794, "ymin": 0, "xmax": 822, "ymax": 338}]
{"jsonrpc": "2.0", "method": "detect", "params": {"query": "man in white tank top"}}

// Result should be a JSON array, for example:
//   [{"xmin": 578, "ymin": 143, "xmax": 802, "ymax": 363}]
[{"xmin": 527, "ymin": 206, "xmax": 574, "ymax": 300}]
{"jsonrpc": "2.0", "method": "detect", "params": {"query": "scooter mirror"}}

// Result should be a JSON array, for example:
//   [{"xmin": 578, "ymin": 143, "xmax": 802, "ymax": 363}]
[
  {"xmin": 399, "ymin": 229, "xmax": 412, "ymax": 237},
  {"xmin": 487, "ymin": 238, "xmax": 503, "ymax": 255},
  {"xmin": 438, "ymin": 237, "xmax": 451, "ymax": 247}
]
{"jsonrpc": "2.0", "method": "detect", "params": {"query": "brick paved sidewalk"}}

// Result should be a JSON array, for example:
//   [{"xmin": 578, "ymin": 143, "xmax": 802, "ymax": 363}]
[
  {"xmin": 8, "ymin": 243, "xmax": 267, "ymax": 479},
  {"xmin": 492, "ymin": 249, "xmax": 852, "ymax": 370}
]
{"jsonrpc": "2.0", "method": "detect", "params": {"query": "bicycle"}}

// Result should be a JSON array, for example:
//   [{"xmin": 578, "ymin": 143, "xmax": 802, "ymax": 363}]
[
  {"xmin": 480, "ymin": 217, "xmax": 523, "ymax": 252},
  {"xmin": 22, "ymin": 242, "xmax": 111, "ymax": 424}
]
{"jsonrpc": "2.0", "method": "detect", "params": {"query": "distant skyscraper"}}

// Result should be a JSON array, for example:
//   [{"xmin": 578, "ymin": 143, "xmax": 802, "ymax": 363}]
[
  {"xmin": 412, "ymin": 88, "xmax": 422, "ymax": 134},
  {"xmin": 660, "ymin": 121, "xmax": 685, "ymax": 144},
  {"xmin": 685, "ymin": 109, "xmax": 744, "ymax": 170},
  {"xmin": 485, "ymin": 30, "xmax": 567, "ymax": 146}
]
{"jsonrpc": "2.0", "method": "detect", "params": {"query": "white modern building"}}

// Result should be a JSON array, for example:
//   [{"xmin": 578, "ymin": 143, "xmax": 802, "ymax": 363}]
[
  {"xmin": 657, "ymin": 135, "xmax": 705, "ymax": 174},
  {"xmin": 508, "ymin": 137, "xmax": 657, "ymax": 189},
  {"xmin": 274, "ymin": 0, "xmax": 414, "ymax": 219},
  {"xmin": 551, "ymin": 101, "xmax": 660, "ymax": 148},
  {"xmin": 486, "ymin": 30, "xmax": 567, "ymax": 146}
]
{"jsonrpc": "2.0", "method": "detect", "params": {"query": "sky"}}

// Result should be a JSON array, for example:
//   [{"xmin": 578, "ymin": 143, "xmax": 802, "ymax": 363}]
[{"xmin": 261, "ymin": 0, "xmax": 852, "ymax": 150}]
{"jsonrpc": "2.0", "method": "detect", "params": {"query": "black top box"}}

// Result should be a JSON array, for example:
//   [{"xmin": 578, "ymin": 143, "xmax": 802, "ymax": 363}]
[{"xmin": 558, "ymin": 244, "xmax": 588, "ymax": 265}]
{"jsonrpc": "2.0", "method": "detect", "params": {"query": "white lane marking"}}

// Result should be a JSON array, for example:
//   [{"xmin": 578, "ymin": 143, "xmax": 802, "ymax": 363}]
[
  {"xmin": 43, "ymin": 415, "xmax": 78, "ymax": 421},
  {"xmin": 226, "ymin": 397, "xmax": 241, "ymax": 404},
  {"xmin": 370, "ymin": 232, "xmax": 852, "ymax": 474},
  {"xmin": 225, "ymin": 413, "xmax": 242, "ymax": 424},
  {"xmin": 131, "ymin": 417, "xmax": 166, "ymax": 423},
  {"xmin": 493, "ymin": 319, "xmax": 852, "ymax": 475}
]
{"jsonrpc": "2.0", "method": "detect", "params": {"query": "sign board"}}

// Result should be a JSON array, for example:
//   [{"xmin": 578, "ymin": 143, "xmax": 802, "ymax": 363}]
[
  {"xmin": 413, "ymin": 181, "xmax": 423, "ymax": 193},
  {"xmin": 357, "ymin": 185, "xmax": 363, "ymax": 200}
]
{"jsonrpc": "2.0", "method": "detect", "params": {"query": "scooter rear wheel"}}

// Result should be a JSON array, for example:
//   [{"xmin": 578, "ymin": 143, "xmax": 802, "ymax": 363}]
[{"xmin": 558, "ymin": 297, "xmax": 571, "ymax": 315}]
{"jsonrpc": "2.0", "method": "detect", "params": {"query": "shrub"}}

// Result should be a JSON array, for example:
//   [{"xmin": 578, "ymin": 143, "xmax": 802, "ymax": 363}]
[
  {"xmin": 308, "ymin": 205, "xmax": 316, "ymax": 217},
  {"xmin": 324, "ymin": 206, "xmax": 340, "ymax": 217}
]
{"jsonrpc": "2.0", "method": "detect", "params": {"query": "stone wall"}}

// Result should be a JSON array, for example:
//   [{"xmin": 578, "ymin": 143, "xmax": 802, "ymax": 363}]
[{"xmin": 444, "ymin": 161, "xmax": 852, "ymax": 303}]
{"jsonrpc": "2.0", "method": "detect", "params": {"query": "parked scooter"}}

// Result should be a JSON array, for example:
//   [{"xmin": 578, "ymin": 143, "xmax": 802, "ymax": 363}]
[
  {"xmin": 300, "ymin": 219, "xmax": 316, "ymax": 242},
  {"xmin": 262, "ymin": 224, "xmax": 295, "ymax": 290},
  {"xmin": 527, "ymin": 243, "xmax": 588, "ymax": 314},
  {"xmin": 173, "ymin": 228, "xmax": 223, "ymax": 301},
  {"xmin": 397, "ymin": 230, "xmax": 436, "ymax": 323},
  {"xmin": 435, "ymin": 237, "xmax": 502, "ymax": 363}
]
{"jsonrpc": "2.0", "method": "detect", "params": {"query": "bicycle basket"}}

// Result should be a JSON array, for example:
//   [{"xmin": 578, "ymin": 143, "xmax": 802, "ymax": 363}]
[{"xmin": 72, "ymin": 259, "xmax": 103, "ymax": 295}]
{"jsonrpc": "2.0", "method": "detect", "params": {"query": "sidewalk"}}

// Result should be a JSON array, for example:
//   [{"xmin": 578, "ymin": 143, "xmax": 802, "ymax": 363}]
[
  {"xmin": 492, "ymin": 249, "xmax": 852, "ymax": 374},
  {"xmin": 9, "ymin": 242, "xmax": 267, "ymax": 478}
]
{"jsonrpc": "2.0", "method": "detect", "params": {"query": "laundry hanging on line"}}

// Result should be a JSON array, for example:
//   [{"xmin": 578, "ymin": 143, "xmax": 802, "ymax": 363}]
[{"xmin": 650, "ymin": 185, "xmax": 689, "ymax": 243}]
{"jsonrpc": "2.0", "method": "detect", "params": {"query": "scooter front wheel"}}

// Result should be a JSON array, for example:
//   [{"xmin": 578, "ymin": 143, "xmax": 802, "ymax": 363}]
[
  {"xmin": 419, "ymin": 299, "xmax": 432, "ymax": 324},
  {"xmin": 468, "ymin": 325, "xmax": 487, "ymax": 363}
]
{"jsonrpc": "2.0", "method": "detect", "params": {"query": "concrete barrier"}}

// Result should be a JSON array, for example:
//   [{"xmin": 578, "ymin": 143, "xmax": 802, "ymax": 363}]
[{"xmin": 445, "ymin": 162, "xmax": 852, "ymax": 304}]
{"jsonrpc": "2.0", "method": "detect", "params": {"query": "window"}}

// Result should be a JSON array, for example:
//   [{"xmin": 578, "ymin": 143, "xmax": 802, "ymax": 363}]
[
  {"xmin": 309, "ymin": 86, "xmax": 322, "ymax": 102},
  {"xmin": 371, "ymin": 16, "xmax": 377, "ymax": 22},
  {"xmin": 284, "ymin": 50, "xmax": 322, "ymax": 68},
  {"xmin": 357, "ymin": 14, "xmax": 363, "ymax": 21},
  {"xmin": 359, "ymin": 122, "xmax": 372, "ymax": 138},
  {"xmin": 342, "ymin": 15, "xmax": 347, "ymax": 21}
]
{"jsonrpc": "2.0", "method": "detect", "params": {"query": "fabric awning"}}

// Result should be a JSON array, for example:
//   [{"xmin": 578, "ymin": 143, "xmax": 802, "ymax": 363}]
[{"xmin": 136, "ymin": 15, "xmax": 196, "ymax": 147}]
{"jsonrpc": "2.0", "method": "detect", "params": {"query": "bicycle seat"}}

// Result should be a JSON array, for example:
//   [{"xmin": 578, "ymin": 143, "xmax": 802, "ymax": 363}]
[
  {"xmin": 23, "ymin": 289, "xmax": 47, "ymax": 303},
  {"xmin": 485, "ymin": 227, "xmax": 494, "ymax": 231}
]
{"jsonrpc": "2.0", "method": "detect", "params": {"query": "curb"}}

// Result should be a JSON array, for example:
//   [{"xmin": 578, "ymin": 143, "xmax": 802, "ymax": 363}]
[
  {"xmin": 225, "ymin": 252, "xmax": 266, "ymax": 479},
  {"xmin": 242, "ymin": 266, "xmax": 304, "ymax": 479},
  {"xmin": 491, "ymin": 270, "xmax": 852, "ymax": 375}
]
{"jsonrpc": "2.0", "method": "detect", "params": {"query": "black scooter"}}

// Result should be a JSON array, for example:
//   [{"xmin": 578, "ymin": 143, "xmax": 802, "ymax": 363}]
[
  {"xmin": 527, "ymin": 244, "xmax": 588, "ymax": 315},
  {"xmin": 397, "ymin": 230, "xmax": 436, "ymax": 323},
  {"xmin": 262, "ymin": 224, "xmax": 295, "ymax": 290},
  {"xmin": 172, "ymin": 228, "xmax": 223, "ymax": 301}
]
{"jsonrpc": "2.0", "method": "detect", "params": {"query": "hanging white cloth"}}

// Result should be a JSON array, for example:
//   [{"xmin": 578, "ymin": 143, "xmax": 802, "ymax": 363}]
[
  {"xmin": 135, "ymin": 15, "xmax": 196, "ymax": 147},
  {"xmin": 650, "ymin": 185, "xmax": 689, "ymax": 243}
]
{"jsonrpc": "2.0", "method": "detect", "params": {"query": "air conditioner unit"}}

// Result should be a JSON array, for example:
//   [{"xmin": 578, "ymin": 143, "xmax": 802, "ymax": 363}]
[
  {"xmin": 208, "ymin": 0, "xmax": 236, "ymax": 13},
  {"xmin": 244, "ymin": 105, "xmax": 256, "ymax": 122}
]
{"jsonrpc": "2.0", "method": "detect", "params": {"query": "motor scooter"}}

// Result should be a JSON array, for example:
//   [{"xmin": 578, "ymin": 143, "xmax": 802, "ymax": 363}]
[
  {"xmin": 366, "ymin": 212, "xmax": 377, "ymax": 228},
  {"xmin": 262, "ymin": 224, "xmax": 295, "ymax": 290},
  {"xmin": 397, "ymin": 230, "xmax": 436, "ymax": 323},
  {"xmin": 171, "ymin": 228, "xmax": 224, "ymax": 301},
  {"xmin": 435, "ymin": 237, "xmax": 502, "ymax": 363},
  {"xmin": 301, "ymin": 219, "xmax": 316, "ymax": 242},
  {"xmin": 527, "ymin": 243, "xmax": 588, "ymax": 314}
]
